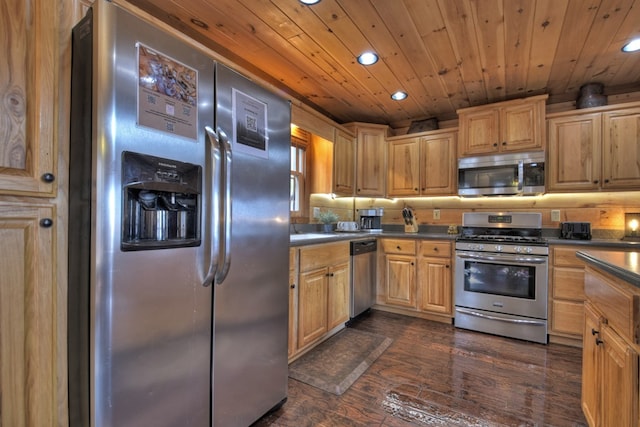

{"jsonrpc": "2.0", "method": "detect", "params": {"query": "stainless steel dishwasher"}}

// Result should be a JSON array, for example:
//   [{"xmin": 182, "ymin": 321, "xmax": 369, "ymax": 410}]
[{"xmin": 350, "ymin": 240, "xmax": 377, "ymax": 319}]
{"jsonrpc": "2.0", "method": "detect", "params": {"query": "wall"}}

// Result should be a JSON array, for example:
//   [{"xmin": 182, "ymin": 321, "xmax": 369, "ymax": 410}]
[{"xmin": 311, "ymin": 191, "xmax": 640, "ymax": 239}]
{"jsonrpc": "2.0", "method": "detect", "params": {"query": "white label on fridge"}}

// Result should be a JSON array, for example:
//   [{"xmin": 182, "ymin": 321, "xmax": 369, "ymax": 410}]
[
  {"xmin": 232, "ymin": 88, "xmax": 269, "ymax": 159},
  {"xmin": 136, "ymin": 43, "xmax": 198, "ymax": 140}
]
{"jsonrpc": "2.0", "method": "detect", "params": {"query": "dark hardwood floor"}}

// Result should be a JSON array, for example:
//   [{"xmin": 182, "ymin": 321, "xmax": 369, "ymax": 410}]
[{"xmin": 254, "ymin": 310, "xmax": 587, "ymax": 427}]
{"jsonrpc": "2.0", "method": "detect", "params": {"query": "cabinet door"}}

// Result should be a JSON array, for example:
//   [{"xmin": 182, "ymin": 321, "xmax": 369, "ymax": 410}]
[
  {"xmin": 333, "ymin": 130, "xmax": 356, "ymax": 196},
  {"xmin": 355, "ymin": 126, "xmax": 386, "ymax": 196},
  {"xmin": 327, "ymin": 261, "xmax": 350, "ymax": 330},
  {"xmin": 298, "ymin": 268, "xmax": 328, "ymax": 348},
  {"xmin": 387, "ymin": 138, "xmax": 420, "ymax": 197},
  {"xmin": 417, "ymin": 256, "xmax": 452, "ymax": 315},
  {"xmin": 547, "ymin": 113, "xmax": 601, "ymax": 191},
  {"xmin": 0, "ymin": 0, "xmax": 57, "ymax": 196},
  {"xmin": 419, "ymin": 132, "xmax": 457, "ymax": 195},
  {"xmin": 458, "ymin": 108, "xmax": 500, "ymax": 156},
  {"xmin": 288, "ymin": 253, "xmax": 297, "ymax": 358},
  {"xmin": 581, "ymin": 303, "xmax": 600, "ymax": 427},
  {"xmin": 0, "ymin": 203, "xmax": 56, "ymax": 426},
  {"xmin": 600, "ymin": 325, "xmax": 638, "ymax": 427},
  {"xmin": 384, "ymin": 254, "xmax": 416, "ymax": 308},
  {"xmin": 602, "ymin": 107, "xmax": 640, "ymax": 189},
  {"xmin": 501, "ymin": 101, "xmax": 544, "ymax": 152}
]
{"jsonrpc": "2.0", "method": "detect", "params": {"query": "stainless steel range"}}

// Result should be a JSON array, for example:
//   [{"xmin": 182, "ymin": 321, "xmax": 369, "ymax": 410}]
[{"xmin": 454, "ymin": 212, "xmax": 548, "ymax": 344}]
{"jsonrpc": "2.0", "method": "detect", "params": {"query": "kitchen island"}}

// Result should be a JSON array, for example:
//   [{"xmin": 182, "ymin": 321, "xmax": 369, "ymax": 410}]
[{"xmin": 576, "ymin": 249, "xmax": 640, "ymax": 427}]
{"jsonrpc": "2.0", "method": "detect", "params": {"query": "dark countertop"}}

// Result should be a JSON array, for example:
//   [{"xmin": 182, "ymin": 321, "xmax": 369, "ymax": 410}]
[
  {"xmin": 576, "ymin": 250, "xmax": 640, "ymax": 288},
  {"xmin": 289, "ymin": 230, "xmax": 457, "ymax": 247}
]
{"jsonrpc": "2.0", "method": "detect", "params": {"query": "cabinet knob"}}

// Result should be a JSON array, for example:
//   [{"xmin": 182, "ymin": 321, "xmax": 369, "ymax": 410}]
[
  {"xmin": 41, "ymin": 173, "xmax": 55, "ymax": 183},
  {"xmin": 411, "ymin": 262, "xmax": 414, "ymax": 266},
  {"xmin": 396, "ymin": 246, "xmax": 401, "ymax": 250},
  {"xmin": 593, "ymin": 180, "xmax": 599, "ymax": 184},
  {"xmin": 501, "ymin": 141, "xmax": 507, "ymax": 146},
  {"xmin": 604, "ymin": 179, "xmax": 610, "ymax": 183},
  {"xmin": 445, "ymin": 265, "xmax": 450, "ymax": 269},
  {"xmin": 40, "ymin": 218, "xmax": 53, "ymax": 228},
  {"xmin": 290, "ymin": 284, "xmax": 296, "ymax": 289},
  {"xmin": 493, "ymin": 143, "xmax": 498, "ymax": 147}
]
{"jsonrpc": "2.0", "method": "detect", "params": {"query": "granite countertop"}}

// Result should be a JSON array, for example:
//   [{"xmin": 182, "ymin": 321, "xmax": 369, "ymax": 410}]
[
  {"xmin": 576, "ymin": 250, "xmax": 640, "ymax": 288},
  {"xmin": 289, "ymin": 230, "xmax": 458, "ymax": 246}
]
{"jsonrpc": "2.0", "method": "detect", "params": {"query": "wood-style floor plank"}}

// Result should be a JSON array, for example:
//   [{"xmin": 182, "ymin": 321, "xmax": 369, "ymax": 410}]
[{"xmin": 253, "ymin": 310, "xmax": 587, "ymax": 427}]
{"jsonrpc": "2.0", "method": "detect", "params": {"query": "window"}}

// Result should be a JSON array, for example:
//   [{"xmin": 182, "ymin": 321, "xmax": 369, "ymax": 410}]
[{"xmin": 290, "ymin": 126, "xmax": 309, "ymax": 219}]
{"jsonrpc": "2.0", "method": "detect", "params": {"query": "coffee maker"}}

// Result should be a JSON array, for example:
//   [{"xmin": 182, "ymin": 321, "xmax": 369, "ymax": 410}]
[{"xmin": 358, "ymin": 207, "xmax": 384, "ymax": 233}]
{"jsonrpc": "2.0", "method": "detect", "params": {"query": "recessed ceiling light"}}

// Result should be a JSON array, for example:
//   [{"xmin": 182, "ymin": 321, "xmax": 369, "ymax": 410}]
[
  {"xmin": 299, "ymin": 0, "xmax": 321, "ymax": 5},
  {"xmin": 622, "ymin": 37, "xmax": 640, "ymax": 52},
  {"xmin": 357, "ymin": 51, "xmax": 378, "ymax": 66},
  {"xmin": 391, "ymin": 91, "xmax": 408, "ymax": 101}
]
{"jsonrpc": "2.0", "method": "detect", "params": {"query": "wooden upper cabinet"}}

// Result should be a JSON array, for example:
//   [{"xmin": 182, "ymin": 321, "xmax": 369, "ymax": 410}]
[
  {"xmin": 387, "ymin": 137, "xmax": 420, "ymax": 197},
  {"xmin": 602, "ymin": 106, "xmax": 640, "ymax": 189},
  {"xmin": 547, "ymin": 102, "xmax": 640, "ymax": 192},
  {"xmin": 547, "ymin": 113, "xmax": 601, "ymax": 191},
  {"xmin": 0, "ymin": 0, "xmax": 58, "ymax": 197},
  {"xmin": 344, "ymin": 123, "xmax": 388, "ymax": 197},
  {"xmin": 419, "ymin": 131, "xmax": 457, "ymax": 196},
  {"xmin": 333, "ymin": 129, "xmax": 356, "ymax": 196},
  {"xmin": 457, "ymin": 94, "xmax": 547, "ymax": 157},
  {"xmin": 387, "ymin": 130, "xmax": 457, "ymax": 197}
]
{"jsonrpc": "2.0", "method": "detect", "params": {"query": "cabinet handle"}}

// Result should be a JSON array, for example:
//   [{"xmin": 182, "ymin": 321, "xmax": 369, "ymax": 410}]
[
  {"xmin": 40, "ymin": 218, "xmax": 53, "ymax": 228},
  {"xmin": 595, "ymin": 338, "xmax": 604, "ymax": 346},
  {"xmin": 591, "ymin": 328, "xmax": 599, "ymax": 336},
  {"xmin": 41, "ymin": 172, "xmax": 55, "ymax": 183}
]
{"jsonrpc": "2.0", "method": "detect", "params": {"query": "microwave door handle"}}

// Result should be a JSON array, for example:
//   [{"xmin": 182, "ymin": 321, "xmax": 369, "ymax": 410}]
[
  {"xmin": 215, "ymin": 127, "xmax": 232, "ymax": 285},
  {"xmin": 517, "ymin": 160, "xmax": 524, "ymax": 192},
  {"xmin": 203, "ymin": 126, "xmax": 221, "ymax": 287}
]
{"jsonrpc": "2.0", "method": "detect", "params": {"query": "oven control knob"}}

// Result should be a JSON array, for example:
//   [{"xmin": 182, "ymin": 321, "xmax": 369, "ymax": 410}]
[
  {"xmin": 514, "ymin": 246, "xmax": 522, "ymax": 253},
  {"xmin": 495, "ymin": 245, "xmax": 503, "ymax": 252}
]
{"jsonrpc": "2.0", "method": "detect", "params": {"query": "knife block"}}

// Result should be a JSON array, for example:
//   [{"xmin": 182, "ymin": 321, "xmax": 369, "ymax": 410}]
[{"xmin": 404, "ymin": 219, "xmax": 419, "ymax": 233}]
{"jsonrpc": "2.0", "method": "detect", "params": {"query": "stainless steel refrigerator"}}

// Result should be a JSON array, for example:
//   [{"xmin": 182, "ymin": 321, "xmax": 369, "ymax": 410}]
[{"xmin": 68, "ymin": 2, "xmax": 290, "ymax": 426}]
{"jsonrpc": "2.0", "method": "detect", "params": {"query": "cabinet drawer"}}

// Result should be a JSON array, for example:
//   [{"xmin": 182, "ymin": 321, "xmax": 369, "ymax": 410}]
[
  {"xmin": 418, "ymin": 241, "xmax": 451, "ymax": 258},
  {"xmin": 551, "ymin": 300, "xmax": 584, "ymax": 336},
  {"xmin": 553, "ymin": 247, "xmax": 585, "ymax": 267},
  {"xmin": 552, "ymin": 267, "xmax": 585, "ymax": 301},
  {"xmin": 585, "ymin": 266, "xmax": 640, "ymax": 344},
  {"xmin": 381, "ymin": 239, "xmax": 416, "ymax": 255},
  {"xmin": 299, "ymin": 241, "xmax": 349, "ymax": 272}
]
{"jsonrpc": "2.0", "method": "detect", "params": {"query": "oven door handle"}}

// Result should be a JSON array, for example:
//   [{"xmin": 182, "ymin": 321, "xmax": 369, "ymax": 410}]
[
  {"xmin": 456, "ymin": 252, "xmax": 547, "ymax": 264},
  {"xmin": 455, "ymin": 307, "xmax": 546, "ymax": 326}
]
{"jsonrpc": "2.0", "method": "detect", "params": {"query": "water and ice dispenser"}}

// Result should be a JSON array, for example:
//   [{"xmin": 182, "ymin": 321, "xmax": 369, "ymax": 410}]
[{"xmin": 121, "ymin": 151, "xmax": 201, "ymax": 250}]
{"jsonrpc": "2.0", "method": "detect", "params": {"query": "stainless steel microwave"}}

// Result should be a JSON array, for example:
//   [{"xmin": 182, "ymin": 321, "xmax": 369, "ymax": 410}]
[{"xmin": 458, "ymin": 151, "xmax": 545, "ymax": 197}]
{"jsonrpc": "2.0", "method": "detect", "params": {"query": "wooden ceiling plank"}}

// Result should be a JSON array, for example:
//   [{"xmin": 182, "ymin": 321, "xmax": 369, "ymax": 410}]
[
  {"xmin": 582, "ymin": 0, "xmax": 640, "ymax": 89},
  {"xmin": 402, "ymin": 0, "xmax": 471, "ymax": 114},
  {"xmin": 470, "ymin": 0, "xmax": 507, "ymax": 102},
  {"xmin": 525, "ymin": 0, "xmax": 569, "ymax": 96},
  {"xmin": 437, "ymin": 0, "xmax": 488, "ymax": 105},
  {"xmin": 503, "ymin": 0, "xmax": 536, "ymax": 97},
  {"xmin": 567, "ymin": 0, "xmax": 636, "ymax": 92},
  {"xmin": 335, "ymin": 0, "xmax": 444, "ymax": 121},
  {"xmin": 547, "ymin": 0, "xmax": 602, "ymax": 95}
]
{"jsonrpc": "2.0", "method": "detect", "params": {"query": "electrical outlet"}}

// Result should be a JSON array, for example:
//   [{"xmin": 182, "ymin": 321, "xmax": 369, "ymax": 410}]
[
  {"xmin": 313, "ymin": 207, "xmax": 320, "ymax": 218},
  {"xmin": 433, "ymin": 209, "xmax": 441, "ymax": 220},
  {"xmin": 551, "ymin": 210, "xmax": 561, "ymax": 222}
]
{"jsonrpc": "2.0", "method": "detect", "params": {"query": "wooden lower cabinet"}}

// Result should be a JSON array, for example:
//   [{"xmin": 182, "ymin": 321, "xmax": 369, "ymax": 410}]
[
  {"xmin": 378, "ymin": 238, "xmax": 452, "ymax": 323},
  {"xmin": 582, "ymin": 266, "xmax": 639, "ymax": 427},
  {"xmin": 291, "ymin": 241, "xmax": 350, "ymax": 359},
  {"xmin": 0, "ymin": 202, "xmax": 57, "ymax": 426}
]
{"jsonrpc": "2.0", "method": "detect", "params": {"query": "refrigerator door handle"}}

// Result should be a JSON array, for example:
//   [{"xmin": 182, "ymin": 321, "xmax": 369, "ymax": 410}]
[
  {"xmin": 203, "ymin": 126, "xmax": 222, "ymax": 286},
  {"xmin": 215, "ymin": 127, "xmax": 232, "ymax": 284}
]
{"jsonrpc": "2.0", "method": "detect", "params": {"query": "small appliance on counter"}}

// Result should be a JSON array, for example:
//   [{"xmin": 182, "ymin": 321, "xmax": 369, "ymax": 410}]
[
  {"xmin": 402, "ymin": 207, "xmax": 419, "ymax": 233},
  {"xmin": 358, "ymin": 207, "xmax": 383, "ymax": 233},
  {"xmin": 560, "ymin": 222, "xmax": 592, "ymax": 240}
]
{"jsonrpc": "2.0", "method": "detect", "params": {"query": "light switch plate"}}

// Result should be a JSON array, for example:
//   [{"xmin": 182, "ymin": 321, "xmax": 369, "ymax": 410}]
[
  {"xmin": 551, "ymin": 210, "xmax": 561, "ymax": 222},
  {"xmin": 433, "ymin": 209, "xmax": 441, "ymax": 220},
  {"xmin": 313, "ymin": 207, "xmax": 320, "ymax": 218}
]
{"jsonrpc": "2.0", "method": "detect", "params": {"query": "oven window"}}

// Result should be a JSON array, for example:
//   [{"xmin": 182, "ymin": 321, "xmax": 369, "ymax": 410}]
[{"xmin": 463, "ymin": 260, "xmax": 535, "ymax": 299}]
